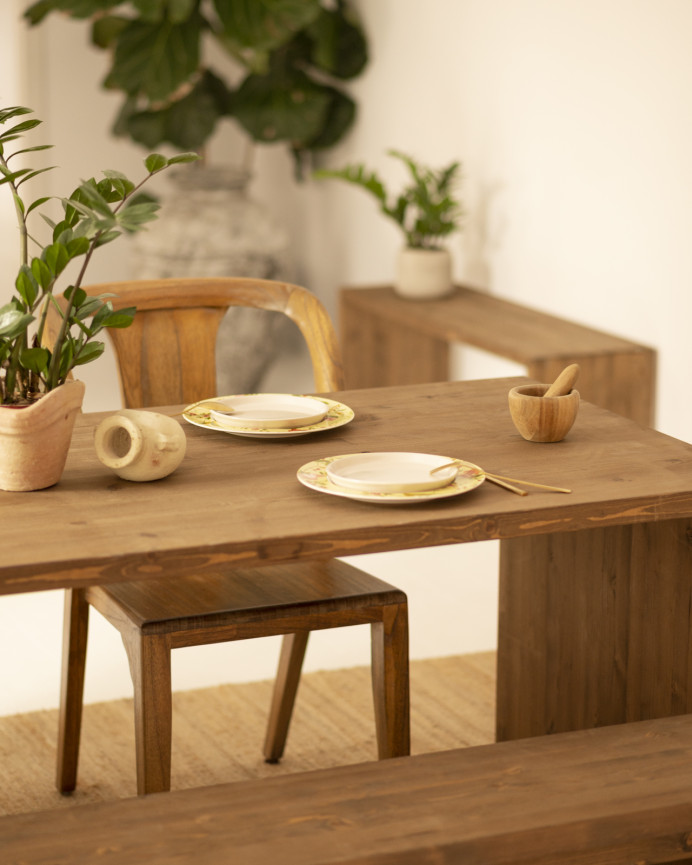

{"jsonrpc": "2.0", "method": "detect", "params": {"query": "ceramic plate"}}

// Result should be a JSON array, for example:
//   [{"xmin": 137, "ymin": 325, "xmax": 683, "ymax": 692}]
[
  {"xmin": 183, "ymin": 395, "xmax": 354, "ymax": 439},
  {"xmin": 209, "ymin": 394, "xmax": 329, "ymax": 430},
  {"xmin": 298, "ymin": 455, "xmax": 485, "ymax": 504},
  {"xmin": 326, "ymin": 452, "xmax": 459, "ymax": 494}
]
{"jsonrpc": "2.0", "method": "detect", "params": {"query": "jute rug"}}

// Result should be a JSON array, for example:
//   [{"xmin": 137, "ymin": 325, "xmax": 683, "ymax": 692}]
[{"xmin": 0, "ymin": 651, "xmax": 495, "ymax": 818}]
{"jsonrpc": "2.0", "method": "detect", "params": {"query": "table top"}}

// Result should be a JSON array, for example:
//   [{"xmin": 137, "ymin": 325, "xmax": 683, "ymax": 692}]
[
  {"xmin": 3, "ymin": 377, "xmax": 692, "ymax": 596},
  {"xmin": 341, "ymin": 285, "xmax": 654, "ymax": 359}
]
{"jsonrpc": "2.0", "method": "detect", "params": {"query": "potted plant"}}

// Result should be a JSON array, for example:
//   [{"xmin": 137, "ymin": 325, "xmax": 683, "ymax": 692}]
[
  {"xmin": 315, "ymin": 150, "xmax": 463, "ymax": 299},
  {"xmin": 0, "ymin": 104, "xmax": 198, "ymax": 491},
  {"xmin": 23, "ymin": 0, "xmax": 369, "ymax": 390},
  {"xmin": 23, "ymin": 0, "xmax": 368, "ymax": 176}
]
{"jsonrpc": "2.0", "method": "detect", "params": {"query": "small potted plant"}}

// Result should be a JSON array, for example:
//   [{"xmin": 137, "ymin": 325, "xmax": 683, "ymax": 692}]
[
  {"xmin": 315, "ymin": 150, "xmax": 463, "ymax": 299},
  {"xmin": 0, "ymin": 105, "xmax": 198, "ymax": 491}
]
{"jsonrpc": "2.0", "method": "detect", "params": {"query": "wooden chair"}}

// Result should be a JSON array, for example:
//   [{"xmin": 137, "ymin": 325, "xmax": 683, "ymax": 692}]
[{"xmin": 52, "ymin": 277, "xmax": 410, "ymax": 795}]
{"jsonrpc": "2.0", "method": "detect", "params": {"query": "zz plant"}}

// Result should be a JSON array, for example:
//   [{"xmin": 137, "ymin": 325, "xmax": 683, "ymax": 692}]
[
  {"xmin": 0, "ymin": 105, "xmax": 198, "ymax": 405},
  {"xmin": 315, "ymin": 150, "xmax": 463, "ymax": 250}
]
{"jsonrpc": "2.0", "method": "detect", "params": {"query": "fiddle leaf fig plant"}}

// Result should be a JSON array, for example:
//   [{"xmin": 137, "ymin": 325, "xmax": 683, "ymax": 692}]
[
  {"xmin": 315, "ymin": 150, "xmax": 463, "ymax": 249},
  {"xmin": 0, "ymin": 105, "xmax": 199, "ymax": 405},
  {"xmin": 23, "ymin": 0, "xmax": 368, "ymax": 175}
]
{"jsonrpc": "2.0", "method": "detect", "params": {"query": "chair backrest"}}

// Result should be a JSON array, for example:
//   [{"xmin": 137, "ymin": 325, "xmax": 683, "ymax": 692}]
[{"xmin": 47, "ymin": 277, "xmax": 344, "ymax": 408}]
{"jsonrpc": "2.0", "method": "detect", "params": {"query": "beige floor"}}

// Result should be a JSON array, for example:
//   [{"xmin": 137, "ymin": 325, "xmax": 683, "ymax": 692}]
[{"xmin": 0, "ymin": 652, "xmax": 496, "ymax": 817}]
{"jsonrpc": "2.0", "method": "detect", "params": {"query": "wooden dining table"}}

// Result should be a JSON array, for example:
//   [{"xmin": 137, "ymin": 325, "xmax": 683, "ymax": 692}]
[{"xmin": 4, "ymin": 376, "xmax": 692, "ymax": 742}]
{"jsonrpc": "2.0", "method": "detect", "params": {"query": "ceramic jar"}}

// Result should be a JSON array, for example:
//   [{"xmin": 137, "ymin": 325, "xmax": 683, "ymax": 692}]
[
  {"xmin": 395, "ymin": 247, "xmax": 453, "ymax": 300},
  {"xmin": 94, "ymin": 409, "xmax": 186, "ymax": 482},
  {"xmin": 0, "ymin": 379, "xmax": 86, "ymax": 492}
]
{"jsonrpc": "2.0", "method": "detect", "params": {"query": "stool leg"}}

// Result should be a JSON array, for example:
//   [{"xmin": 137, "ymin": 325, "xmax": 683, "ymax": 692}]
[
  {"xmin": 123, "ymin": 630, "xmax": 173, "ymax": 795},
  {"xmin": 371, "ymin": 602, "xmax": 410, "ymax": 759},
  {"xmin": 263, "ymin": 631, "xmax": 310, "ymax": 763},
  {"xmin": 56, "ymin": 588, "xmax": 90, "ymax": 793}
]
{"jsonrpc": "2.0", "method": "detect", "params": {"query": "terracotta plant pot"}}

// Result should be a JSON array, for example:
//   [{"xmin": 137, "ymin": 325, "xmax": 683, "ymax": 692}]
[
  {"xmin": 395, "ymin": 247, "xmax": 453, "ymax": 300},
  {"xmin": 0, "ymin": 379, "xmax": 86, "ymax": 491}
]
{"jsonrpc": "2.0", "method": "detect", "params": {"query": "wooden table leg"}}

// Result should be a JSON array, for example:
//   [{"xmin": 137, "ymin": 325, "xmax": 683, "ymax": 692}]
[
  {"xmin": 528, "ymin": 351, "xmax": 656, "ymax": 428},
  {"xmin": 496, "ymin": 518, "xmax": 692, "ymax": 741},
  {"xmin": 340, "ymin": 303, "xmax": 449, "ymax": 389}
]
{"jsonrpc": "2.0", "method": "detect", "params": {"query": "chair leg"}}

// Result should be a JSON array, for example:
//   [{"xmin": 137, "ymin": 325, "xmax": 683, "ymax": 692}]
[
  {"xmin": 371, "ymin": 602, "xmax": 410, "ymax": 759},
  {"xmin": 56, "ymin": 588, "xmax": 90, "ymax": 793},
  {"xmin": 122, "ymin": 630, "xmax": 173, "ymax": 795},
  {"xmin": 263, "ymin": 631, "xmax": 310, "ymax": 763}
]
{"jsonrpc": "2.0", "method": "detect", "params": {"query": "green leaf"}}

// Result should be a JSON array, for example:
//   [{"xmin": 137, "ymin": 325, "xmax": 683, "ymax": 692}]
[
  {"xmin": 0, "ymin": 305, "xmax": 33, "ymax": 339},
  {"xmin": 30, "ymin": 257, "xmax": 54, "ymax": 291},
  {"xmin": 43, "ymin": 241, "xmax": 70, "ymax": 277},
  {"xmin": 306, "ymin": 7, "xmax": 368, "ymax": 80},
  {"xmin": 92, "ymin": 14, "xmax": 130, "ymax": 49},
  {"xmin": 233, "ymin": 68, "xmax": 330, "ymax": 143},
  {"xmin": 20, "ymin": 346, "xmax": 50, "ymax": 375},
  {"xmin": 301, "ymin": 87, "xmax": 355, "ymax": 151},
  {"xmin": 104, "ymin": 15, "xmax": 202, "ymax": 103},
  {"xmin": 15, "ymin": 166, "xmax": 55, "ymax": 187},
  {"xmin": 213, "ymin": 0, "xmax": 320, "ymax": 52},
  {"xmin": 26, "ymin": 195, "xmax": 52, "ymax": 216},
  {"xmin": 24, "ymin": 0, "xmax": 122, "ymax": 25},
  {"xmin": 102, "ymin": 306, "xmax": 136, "ymax": 328},
  {"xmin": 117, "ymin": 200, "xmax": 161, "ymax": 231},
  {"xmin": 167, "ymin": 152, "xmax": 202, "ymax": 165},
  {"xmin": 73, "ymin": 341, "xmax": 105, "ymax": 365},
  {"xmin": 63, "ymin": 285, "xmax": 88, "ymax": 307},
  {"xmin": 144, "ymin": 153, "xmax": 168, "ymax": 173},
  {"xmin": 102, "ymin": 169, "xmax": 135, "ymax": 198},
  {"xmin": 89, "ymin": 300, "xmax": 115, "ymax": 331},
  {"xmin": 127, "ymin": 70, "xmax": 230, "ymax": 151},
  {"xmin": 0, "ymin": 118, "xmax": 42, "ymax": 139},
  {"xmin": 0, "ymin": 106, "xmax": 33, "ymax": 124},
  {"xmin": 66, "ymin": 236, "xmax": 90, "ymax": 257},
  {"xmin": 14, "ymin": 267, "xmax": 39, "ymax": 309}
]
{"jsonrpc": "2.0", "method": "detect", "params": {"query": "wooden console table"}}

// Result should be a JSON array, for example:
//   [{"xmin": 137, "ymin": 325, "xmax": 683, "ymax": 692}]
[{"xmin": 340, "ymin": 285, "xmax": 657, "ymax": 427}]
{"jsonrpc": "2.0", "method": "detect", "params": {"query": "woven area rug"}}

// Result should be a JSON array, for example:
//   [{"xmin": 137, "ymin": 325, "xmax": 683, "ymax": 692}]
[{"xmin": 0, "ymin": 652, "xmax": 495, "ymax": 817}]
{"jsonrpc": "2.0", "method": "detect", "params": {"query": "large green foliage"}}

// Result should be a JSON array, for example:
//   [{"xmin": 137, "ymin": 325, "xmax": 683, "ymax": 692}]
[
  {"xmin": 0, "ymin": 105, "xmax": 199, "ymax": 404},
  {"xmin": 315, "ymin": 151, "xmax": 463, "ymax": 250},
  {"xmin": 24, "ymin": 0, "xmax": 368, "ymax": 174}
]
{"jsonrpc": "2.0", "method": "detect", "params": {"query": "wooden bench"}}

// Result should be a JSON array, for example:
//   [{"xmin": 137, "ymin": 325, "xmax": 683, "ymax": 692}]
[
  {"xmin": 340, "ymin": 284, "xmax": 657, "ymax": 426},
  {"xmin": 4, "ymin": 714, "xmax": 692, "ymax": 864}
]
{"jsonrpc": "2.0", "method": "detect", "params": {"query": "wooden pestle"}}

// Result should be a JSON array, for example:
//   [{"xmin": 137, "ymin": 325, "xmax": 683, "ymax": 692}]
[{"xmin": 544, "ymin": 363, "xmax": 580, "ymax": 397}]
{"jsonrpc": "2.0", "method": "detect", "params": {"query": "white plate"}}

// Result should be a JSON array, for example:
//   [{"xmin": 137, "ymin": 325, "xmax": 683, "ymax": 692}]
[
  {"xmin": 183, "ymin": 395, "xmax": 354, "ymax": 439},
  {"xmin": 298, "ymin": 455, "xmax": 485, "ymax": 504},
  {"xmin": 210, "ymin": 394, "xmax": 328, "ymax": 430},
  {"xmin": 326, "ymin": 452, "xmax": 458, "ymax": 493}
]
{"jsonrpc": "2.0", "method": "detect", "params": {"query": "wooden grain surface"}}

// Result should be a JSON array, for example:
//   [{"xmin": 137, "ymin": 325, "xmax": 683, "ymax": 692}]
[
  {"xmin": 2, "ymin": 377, "xmax": 691, "ymax": 595},
  {"xmin": 4, "ymin": 714, "xmax": 692, "ymax": 864},
  {"xmin": 340, "ymin": 285, "xmax": 657, "ymax": 425}
]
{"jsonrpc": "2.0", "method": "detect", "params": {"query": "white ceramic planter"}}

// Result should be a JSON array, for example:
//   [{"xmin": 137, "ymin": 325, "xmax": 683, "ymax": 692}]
[
  {"xmin": 395, "ymin": 247, "xmax": 453, "ymax": 300},
  {"xmin": 0, "ymin": 379, "xmax": 86, "ymax": 492},
  {"xmin": 94, "ymin": 409, "xmax": 187, "ymax": 482}
]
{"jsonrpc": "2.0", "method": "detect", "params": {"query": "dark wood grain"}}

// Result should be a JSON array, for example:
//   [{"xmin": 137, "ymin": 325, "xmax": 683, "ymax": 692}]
[
  {"xmin": 5, "ymin": 714, "xmax": 692, "ymax": 864},
  {"xmin": 340, "ymin": 285, "xmax": 657, "ymax": 425}
]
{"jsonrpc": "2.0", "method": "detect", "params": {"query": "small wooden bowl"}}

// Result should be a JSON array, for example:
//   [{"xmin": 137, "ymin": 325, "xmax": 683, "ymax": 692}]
[{"xmin": 508, "ymin": 384, "xmax": 580, "ymax": 442}]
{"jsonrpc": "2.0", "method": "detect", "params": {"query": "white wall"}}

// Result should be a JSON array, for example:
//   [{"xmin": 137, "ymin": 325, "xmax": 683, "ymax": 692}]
[{"xmin": 2, "ymin": 0, "xmax": 691, "ymax": 715}]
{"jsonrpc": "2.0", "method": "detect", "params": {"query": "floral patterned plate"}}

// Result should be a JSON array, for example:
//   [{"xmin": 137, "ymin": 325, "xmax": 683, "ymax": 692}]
[
  {"xmin": 297, "ymin": 454, "xmax": 485, "ymax": 504},
  {"xmin": 182, "ymin": 395, "xmax": 354, "ymax": 439}
]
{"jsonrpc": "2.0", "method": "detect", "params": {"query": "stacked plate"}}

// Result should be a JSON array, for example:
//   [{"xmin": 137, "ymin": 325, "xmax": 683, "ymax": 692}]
[
  {"xmin": 298, "ymin": 452, "xmax": 486, "ymax": 504},
  {"xmin": 183, "ymin": 394, "xmax": 354, "ymax": 439}
]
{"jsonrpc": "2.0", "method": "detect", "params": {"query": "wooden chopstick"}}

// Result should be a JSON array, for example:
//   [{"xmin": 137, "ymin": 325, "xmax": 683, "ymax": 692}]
[
  {"xmin": 487, "ymin": 472, "xmax": 571, "ymax": 494},
  {"xmin": 431, "ymin": 460, "xmax": 571, "ymax": 494},
  {"xmin": 485, "ymin": 475, "xmax": 527, "ymax": 496}
]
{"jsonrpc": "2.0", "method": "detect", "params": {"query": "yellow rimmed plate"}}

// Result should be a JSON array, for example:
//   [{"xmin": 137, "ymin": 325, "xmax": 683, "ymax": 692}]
[
  {"xmin": 183, "ymin": 395, "xmax": 354, "ymax": 439},
  {"xmin": 298, "ymin": 454, "xmax": 485, "ymax": 504}
]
